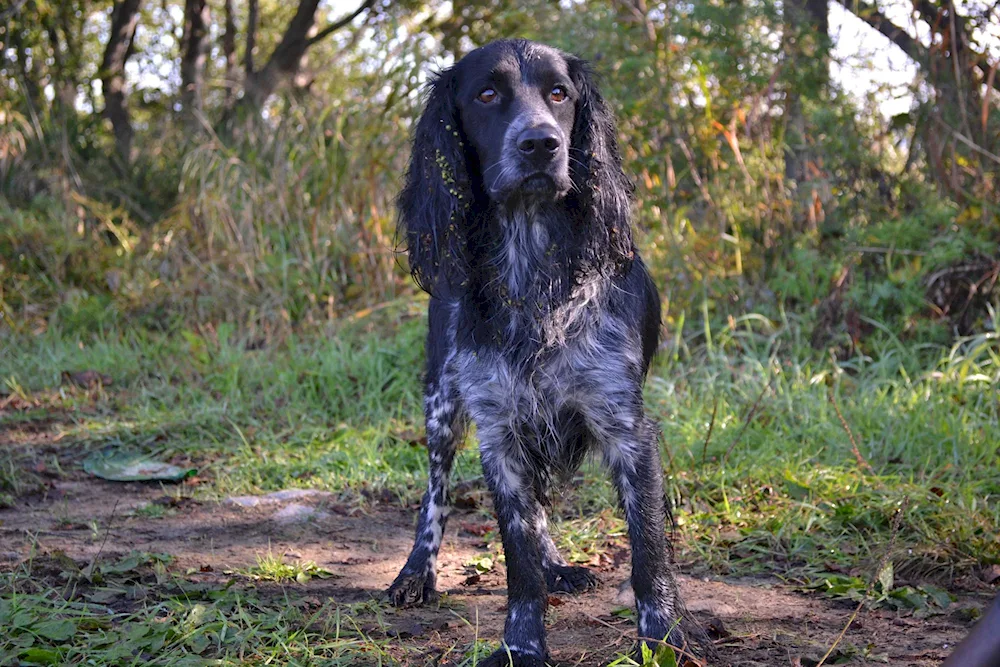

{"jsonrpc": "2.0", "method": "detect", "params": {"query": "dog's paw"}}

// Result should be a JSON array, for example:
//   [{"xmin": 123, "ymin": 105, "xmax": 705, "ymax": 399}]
[
  {"xmin": 386, "ymin": 571, "xmax": 436, "ymax": 607},
  {"xmin": 477, "ymin": 648, "xmax": 548, "ymax": 667},
  {"xmin": 636, "ymin": 614, "xmax": 716, "ymax": 664},
  {"xmin": 544, "ymin": 563, "xmax": 597, "ymax": 594}
]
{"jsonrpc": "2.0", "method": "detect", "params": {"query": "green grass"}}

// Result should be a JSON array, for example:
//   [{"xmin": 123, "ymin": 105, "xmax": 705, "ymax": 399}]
[
  {"xmin": 2, "ymin": 312, "xmax": 998, "ymax": 578},
  {"xmin": 0, "ymin": 550, "xmax": 410, "ymax": 665},
  {"xmin": 1, "ymin": 312, "xmax": 999, "ymax": 664},
  {"xmin": 236, "ymin": 552, "xmax": 335, "ymax": 585}
]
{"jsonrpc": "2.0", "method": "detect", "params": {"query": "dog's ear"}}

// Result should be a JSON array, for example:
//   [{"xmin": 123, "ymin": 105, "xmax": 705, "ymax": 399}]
[
  {"xmin": 397, "ymin": 69, "xmax": 471, "ymax": 295},
  {"xmin": 568, "ymin": 57, "xmax": 635, "ymax": 275}
]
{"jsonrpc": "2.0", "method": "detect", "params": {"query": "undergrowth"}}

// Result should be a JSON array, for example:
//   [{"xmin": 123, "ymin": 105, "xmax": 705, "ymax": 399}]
[{"xmin": 2, "ymin": 312, "xmax": 997, "ymax": 584}]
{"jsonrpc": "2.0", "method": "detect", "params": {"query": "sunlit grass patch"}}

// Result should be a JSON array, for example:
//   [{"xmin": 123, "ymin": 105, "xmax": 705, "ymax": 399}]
[{"xmin": 236, "ymin": 551, "xmax": 335, "ymax": 585}]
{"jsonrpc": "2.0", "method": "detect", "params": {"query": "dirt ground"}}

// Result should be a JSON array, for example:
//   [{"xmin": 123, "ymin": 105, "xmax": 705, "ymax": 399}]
[{"xmin": 0, "ymin": 455, "xmax": 988, "ymax": 667}]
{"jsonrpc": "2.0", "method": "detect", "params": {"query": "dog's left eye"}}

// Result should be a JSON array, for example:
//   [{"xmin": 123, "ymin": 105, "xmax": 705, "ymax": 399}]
[{"xmin": 550, "ymin": 86, "xmax": 568, "ymax": 103}]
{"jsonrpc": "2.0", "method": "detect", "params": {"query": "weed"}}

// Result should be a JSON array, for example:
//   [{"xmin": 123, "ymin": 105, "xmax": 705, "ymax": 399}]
[{"xmin": 236, "ymin": 551, "xmax": 335, "ymax": 584}]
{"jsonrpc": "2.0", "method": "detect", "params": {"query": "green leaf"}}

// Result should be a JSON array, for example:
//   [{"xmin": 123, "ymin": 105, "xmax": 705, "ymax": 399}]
[
  {"xmin": 888, "ymin": 586, "xmax": 927, "ymax": 610},
  {"xmin": 466, "ymin": 555, "xmax": 494, "ymax": 574},
  {"xmin": 611, "ymin": 606, "xmax": 635, "ymax": 619},
  {"xmin": 187, "ymin": 632, "xmax": 211, "ymax": 654},
  {"xmin": 783, "ymin": 475, "xmax": 811, "ymax": 501},
  {"xmin": 921, "ymin": 585, "xmax": 954, "ymax": 608},
  {"xmin": 651, "ymin": 643, "xmax": 678, "ymax": 667},
  {"xmin": 19, "ymin": 648, "xmax": 61, "ymax": 665},
  {"xmin": 184, "ymin": 604, "xmax": 209, "ymax": 629},
  {"xmin": 83, "ymin": 450, "xmax": 196, "ymax": 482},
  {"xmin": 33, "ymin": 619, "xmax": 77, "ymax": 641}
]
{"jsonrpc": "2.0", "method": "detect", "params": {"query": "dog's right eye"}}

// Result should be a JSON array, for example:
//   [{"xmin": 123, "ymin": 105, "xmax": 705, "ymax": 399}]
[{"xmin": 477, "ymin": 88, "xmax": 497, "ymax": 104}]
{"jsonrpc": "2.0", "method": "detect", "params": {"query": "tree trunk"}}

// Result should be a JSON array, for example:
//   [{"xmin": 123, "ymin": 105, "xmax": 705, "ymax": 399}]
[
  {"xmin": 223, "ymin": 0, "xmax": 238, "ymax": 107},
  {"xmin": 782, "ymin": 0, "xmax": 830, "ymax": 232},
  {"xmin": 243, "ymin": 0, "xmax": 373, "ymax": 109},
  {"xmin": 99, "ymin": 0, "xmax": 141, "ymax": 164},
  {"xmin": 244, "ymin": 0, "xmax": 321, "ymax": 107},
  {"xmin": 245, "ymin": 0, "xmax": 258, "ymax": 77},
  {"xmin": 10, "ymin": 26, "xmax": 43, "ymax": 117},
  {"xmin": 180, "ymin": 0, "xmax": 210, "ymax": 121},
  {"xmin": 837, "ymin": 0, "xmax": 997, "ymax": 208},
  {"xmin": 45, "ymin": 6, "xmax": 81, "ymax": 114}
]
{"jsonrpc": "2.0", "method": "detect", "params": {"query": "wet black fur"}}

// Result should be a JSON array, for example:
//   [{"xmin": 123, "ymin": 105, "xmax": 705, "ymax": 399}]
[{"xmin": 388, "ymin": 40, "xmax": 709, "ymax": 666}]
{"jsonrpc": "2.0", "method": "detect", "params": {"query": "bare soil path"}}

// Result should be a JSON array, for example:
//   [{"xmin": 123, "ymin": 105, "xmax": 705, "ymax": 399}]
[{"xmin": 0, "ymin": 465, "xmax": 985, "ymax": 666}]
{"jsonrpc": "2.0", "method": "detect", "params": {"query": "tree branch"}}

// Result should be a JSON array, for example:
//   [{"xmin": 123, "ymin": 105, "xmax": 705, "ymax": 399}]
[
  {"xmin": 835, "ymin": 0, "xmax": 925, "ymax": 65},
  {"xmin": 839, "ymin": 0, "xmax": 1000, "ymax": 95},
  {"xmin": 307, "ymin": 0, "xmax": 374, "ymax": 47},
  {"xmin": 0, "ymin": 0, "xmax": 28, "ymax": 22}
]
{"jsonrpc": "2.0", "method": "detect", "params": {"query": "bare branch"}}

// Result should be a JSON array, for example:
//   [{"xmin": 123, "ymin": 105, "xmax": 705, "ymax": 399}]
[{"xmin": 307, "ymin": 0, "xmax": 374, "ymax": 47}]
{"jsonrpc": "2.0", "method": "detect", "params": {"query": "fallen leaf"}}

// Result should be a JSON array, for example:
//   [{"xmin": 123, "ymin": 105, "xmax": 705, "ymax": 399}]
[
  {"xmin": 83, "ymin": 450, "xmax": 197, "ymax": 482},
  {"xmin": 460, "ymin": 522, "xmax": 493, "ymax": 536}
]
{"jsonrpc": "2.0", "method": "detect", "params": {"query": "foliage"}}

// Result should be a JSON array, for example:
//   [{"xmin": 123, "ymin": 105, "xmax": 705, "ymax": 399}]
[
  {"xmin": 1, "ymin": 5, "xmax": 998, "ymax": 663},
  {"xmin": 1, "ymin": 0, "xmax": 997, "ymax": 339},
  {"xmin": 0, "ymin": 550, "xmax": 398, "ymax": 664}
]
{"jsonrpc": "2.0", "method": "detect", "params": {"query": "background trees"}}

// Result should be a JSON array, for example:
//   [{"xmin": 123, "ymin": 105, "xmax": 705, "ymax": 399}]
[{"xmin": 1, "ymin": 0, "xmax": 998, "ymax": 343}]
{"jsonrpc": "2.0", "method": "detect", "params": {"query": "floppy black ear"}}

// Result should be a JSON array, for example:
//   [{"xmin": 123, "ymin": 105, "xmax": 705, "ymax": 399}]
[
  {"xmin": 568, "ymin": 58, "xmax": 635, "ymax": 275},
  {"xmin": 397, "ymin": 69, "xmax": 471, "ymax": 295}
]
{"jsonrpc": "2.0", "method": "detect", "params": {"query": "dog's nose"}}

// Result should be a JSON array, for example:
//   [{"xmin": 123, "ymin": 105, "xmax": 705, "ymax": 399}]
[{"xmin": 517, "ymin": 126, "xmax": 561, "ymax": 162}]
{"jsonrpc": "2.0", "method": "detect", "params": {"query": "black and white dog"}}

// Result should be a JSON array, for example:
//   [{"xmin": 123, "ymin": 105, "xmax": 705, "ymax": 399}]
[{"xmin": 388, "ymin": 39, "xmax": 696, "ymax": 666}]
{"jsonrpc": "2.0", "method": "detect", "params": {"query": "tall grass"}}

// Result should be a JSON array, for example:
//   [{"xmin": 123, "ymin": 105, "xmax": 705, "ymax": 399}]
[{"xmin": 1, "ymin": 93, "xmax": 419, "ymax": 338}]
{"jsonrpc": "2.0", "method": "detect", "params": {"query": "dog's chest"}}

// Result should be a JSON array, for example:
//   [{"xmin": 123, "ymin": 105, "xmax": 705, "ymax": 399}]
[{"xmin": 453, "ymin": 312, "xmax": 644, "ymax": 449}]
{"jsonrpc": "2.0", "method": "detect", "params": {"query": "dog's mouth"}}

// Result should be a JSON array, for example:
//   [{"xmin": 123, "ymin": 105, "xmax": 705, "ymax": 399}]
[
  {"xmin": 521, "ymin": 173, "xmax": 556, "ymax": 192},
  {"xmin": 488, "ymin": 166, "xmax": 571, "ymax": 202}
]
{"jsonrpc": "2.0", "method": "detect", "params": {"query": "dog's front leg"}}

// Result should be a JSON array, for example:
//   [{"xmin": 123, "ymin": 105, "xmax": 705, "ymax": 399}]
[
  {"xmin": 605, "ymin": 418, "xmax": 686, "ymax": 652},
  {"xmin": 388, "ymin": 382, "xmax": 465, "ymax": 606},
  {"xmin": 479, "ymin": 441, "xmax": 548, "ymax": 667}
]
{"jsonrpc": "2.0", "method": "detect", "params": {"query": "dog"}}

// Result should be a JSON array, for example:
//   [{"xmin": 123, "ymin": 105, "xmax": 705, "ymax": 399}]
[{"xmin": 388, "ymin": 39, "xmax": 698, "ymax": 666}]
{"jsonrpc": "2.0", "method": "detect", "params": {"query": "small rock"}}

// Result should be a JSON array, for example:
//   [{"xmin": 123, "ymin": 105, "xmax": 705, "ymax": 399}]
[
  {"xmin": 265, "ymin": 489, "xmax": 332, "ymax": 502},
  {"xmin": 272, "ymin": 503, "xmax": 330, "ymax": 524},
  {"xmin": 224, "ymin": 496, "xmax": 263, "ymax": 508},
  {"xmin": 388, "ymin": 622, "xmax": 425, "ymax": 639},
  {"xmin": 613, "ymin": 577, "xmax": 635, "ymax": 606},
  {"xmin": 686, "ymin": 599, "xmax": 738, "ymax": 616},
  {"xmin": 224, "ymin": 489, "xmax": 333, "ymax": 508}
]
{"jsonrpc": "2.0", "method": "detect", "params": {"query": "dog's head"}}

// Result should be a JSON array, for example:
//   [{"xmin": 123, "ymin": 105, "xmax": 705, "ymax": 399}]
[
  {"xmin": 451, "ymin": 40, "xmax": 575, "ymax": 202},
  {"xmin": 398, "ymin": 39, "xmax": 633, "ymax": 294}
]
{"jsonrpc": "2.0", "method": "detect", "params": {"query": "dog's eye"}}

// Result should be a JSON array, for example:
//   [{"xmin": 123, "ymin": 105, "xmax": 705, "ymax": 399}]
[
  {"xmin": 550, "ymin": 86, "xmax": 568, "ymax": 103},
  {"xmin": 477, "ymin": 88, "xmax": 497, "ymax": 103}
]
